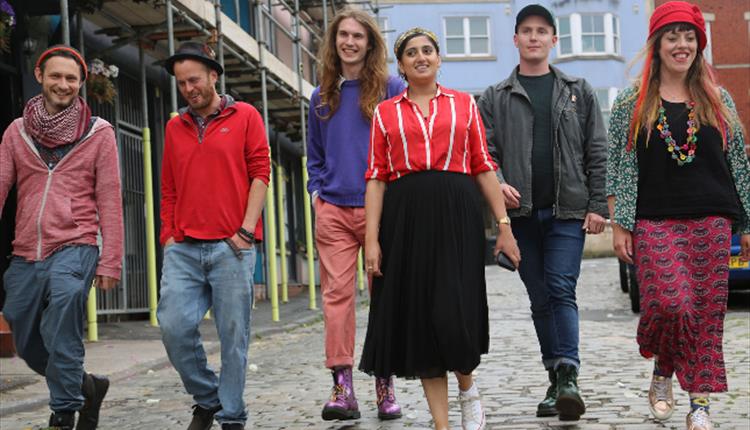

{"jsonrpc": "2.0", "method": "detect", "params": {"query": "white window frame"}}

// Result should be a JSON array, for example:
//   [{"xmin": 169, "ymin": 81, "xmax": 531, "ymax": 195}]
[
  {"xmin": 702, "ymin": 13, "xmax": 714, "ymax": 65},
  {"xmin": 558, "ymin": 16, "xmax": 573, "ymax": 55},
  {"xmin": 442, "ymin": 16, "xmax": 491, "ymax": 57},
  {"xmin": 595, "ymin": 87, "xmax": 619, "ymax": 130},
  {"xmin": 556, "ymin": 13, "xmax": 621, "ymax": 58},
  {"xmin": 580, "ymin": 14, "xmax": 606, "ymax": 53},
  {"xmin": 377, "ymin": 16, "xmax": 392, "ymax": 59}
]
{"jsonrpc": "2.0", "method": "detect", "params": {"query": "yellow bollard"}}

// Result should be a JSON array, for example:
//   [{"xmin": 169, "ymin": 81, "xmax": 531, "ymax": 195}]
[
  {"xmin": 301, "ymin": 158, "xmax": 317, "ymax": 309},
  {"xmin": 265, "ymin": 169, "xmax": 280, "ymax": 322},
  {"xmin": 357, "ymin": 248, "xmax": 365, "ymax": 291},
  {"xmin": 142, "ymin": 128, "xmax": 159, "ymax": 327},
  {"xmin": 276, "ymin": 166, "xmax": 288, "ymax": 303},
  {"xmin": 86, "ymin": 284, "xmax": 98, "ymax": 342}
]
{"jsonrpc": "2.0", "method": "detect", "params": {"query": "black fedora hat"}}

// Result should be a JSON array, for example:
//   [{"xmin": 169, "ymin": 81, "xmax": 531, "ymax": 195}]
[{"xmin": 165, "ymin": 41, "xmax": 224, "ymax": 76}]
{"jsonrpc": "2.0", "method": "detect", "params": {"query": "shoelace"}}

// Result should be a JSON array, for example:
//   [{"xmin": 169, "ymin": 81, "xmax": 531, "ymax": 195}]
[
  {"xmin": 376, "ymin": 380, "xmax": 396, "ymax": 404},
  {"xmin": 652, "ymin": 376, "xmax": 671, "ymax": 402},
  {"xmin": 689, "ymin": 407, "xmax": 710, "ymax": 428},
  {"xmin": 330, "ymin": 384, "xmax": 346, "ymax": 401}
]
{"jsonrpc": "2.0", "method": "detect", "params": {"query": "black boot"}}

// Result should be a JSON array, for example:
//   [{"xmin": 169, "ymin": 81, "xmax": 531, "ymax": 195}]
[
  {"xmin": 187, "ymin": 404, "xmax": 222, "ymax": 430},
  {"xmin": 49, "ymin": 411, "xmax": 76, "ymax": 430},
  {"xmin": 536, "ymin": 369, "xmax": 558, "ymax": 417},
  {"xmin": 555, "ymin": 364, "xmax": 585, "ymax": 421},
  {"xmin": 77, "ymin": 373, "xmax": 110, "ymax": 430}
]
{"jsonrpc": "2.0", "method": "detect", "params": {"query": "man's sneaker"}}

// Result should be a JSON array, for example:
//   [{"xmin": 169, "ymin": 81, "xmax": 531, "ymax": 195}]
[
  {"xmin": 536, "ymin": 370, "xmax": 558, "ymax": 417},
  {"xmin": 458, "ymin": 390, "xmax": 485, "ymax": 430},
  {"xmin": 321, "ymin": 367, "xmax": 360, "ymax": 420},
  {"xmin": 375, "ymin": 376, "xmax": 402, "ymax": 420},
  {"xmin": 49, "ymin": 411, "xmax": 76, "ymax": 430},
  {"xmin": 686, "ymin": 407, "xmax": 713, "ymax": 430},
  {"xmin": 221, "ymin": 424, "xmax": 244, "ymax": 430},
  {"xmin": 76, "ymin": 373, "xmax": 110, "ymax": 430},
  {"xmin": 555, "ymin": 364, "xmax": 585, "ymax": 421},
  {"xmin": 187, "ymin": 404, "xmax": 222, "ymax": 430},
  {"xmin": 648, "ymin": 374, "xmax": 674, "ymax": 421}
]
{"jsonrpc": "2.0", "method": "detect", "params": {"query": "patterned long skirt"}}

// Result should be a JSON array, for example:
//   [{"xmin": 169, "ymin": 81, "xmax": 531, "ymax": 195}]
[{"xmin": 633, "ymin": 216, "xmax": 730, "ymax": 393}]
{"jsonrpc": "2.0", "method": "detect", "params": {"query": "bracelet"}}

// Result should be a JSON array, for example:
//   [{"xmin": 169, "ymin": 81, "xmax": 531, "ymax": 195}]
[{"xmin": 238, "ymin": 227, "xmax": 255, "ymax": 244}]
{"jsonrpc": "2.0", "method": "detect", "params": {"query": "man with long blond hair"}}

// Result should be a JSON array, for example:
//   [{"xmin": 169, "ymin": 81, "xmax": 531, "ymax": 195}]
[{"xmin": 306, "ymin": 8, "xmax": 404, "ymax": 421}]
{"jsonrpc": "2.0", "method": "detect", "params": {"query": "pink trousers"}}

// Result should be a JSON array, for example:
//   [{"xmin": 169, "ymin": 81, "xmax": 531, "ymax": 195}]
[{"xmin": 315, "ymin": 198, "xmax": 367, "ymax": 369}]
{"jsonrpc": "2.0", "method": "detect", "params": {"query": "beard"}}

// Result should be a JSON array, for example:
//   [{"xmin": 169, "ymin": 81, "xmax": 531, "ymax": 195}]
[
  {"xmin": 186, "ymin": 86, "xmax": 215, "ymax": 111},
  {"xmin": 42, "ymin": 87, "xmax": 77, "ymax": 113}
]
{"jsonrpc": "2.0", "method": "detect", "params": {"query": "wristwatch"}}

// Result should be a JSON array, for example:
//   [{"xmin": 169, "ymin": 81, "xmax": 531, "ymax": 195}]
[{"xmin": 496, "ymin": 216, "xmax": 511, "ymax": 227}]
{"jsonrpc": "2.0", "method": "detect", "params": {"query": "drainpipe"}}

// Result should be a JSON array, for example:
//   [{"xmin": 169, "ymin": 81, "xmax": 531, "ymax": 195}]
[{"xmin": 256, "ymin": 0, "xmax": 280, "ymax": 321}]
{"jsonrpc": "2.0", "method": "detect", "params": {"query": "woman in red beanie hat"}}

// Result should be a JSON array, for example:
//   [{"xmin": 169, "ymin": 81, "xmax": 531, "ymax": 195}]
[{"xmin": 606, "ymin": 1, "xmax": 750, "ymax": 430}]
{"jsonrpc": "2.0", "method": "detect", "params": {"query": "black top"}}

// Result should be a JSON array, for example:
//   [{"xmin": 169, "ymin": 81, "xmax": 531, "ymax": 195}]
[
  {"xmin": 518, "ymin": 72, "xmax": 555, "ymax": 209},
  {"xmin": 636, "ymin": 99, "xmax": 741, "ymax": 220}
]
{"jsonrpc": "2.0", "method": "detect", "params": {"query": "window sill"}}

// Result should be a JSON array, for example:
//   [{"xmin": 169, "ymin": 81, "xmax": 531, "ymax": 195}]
[
  {"xmin": 553, "ymin": 54, "xmax": 625, "ymax": 64},
  {"xmin": 442, "ymin": 55, "xmax": 497, "ymax": 62}
]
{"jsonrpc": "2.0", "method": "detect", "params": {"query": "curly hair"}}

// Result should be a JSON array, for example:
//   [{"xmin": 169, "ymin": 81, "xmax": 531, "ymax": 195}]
[{"xmin": 315, "ymin": 9, "xmax": 389, "ymax": 121}]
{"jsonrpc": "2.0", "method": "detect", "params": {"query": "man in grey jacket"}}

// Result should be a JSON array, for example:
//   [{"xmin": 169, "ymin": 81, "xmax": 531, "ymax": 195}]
[{"xmin": 478, "ymin": 4, "xmax": 607, "ymax": 422}]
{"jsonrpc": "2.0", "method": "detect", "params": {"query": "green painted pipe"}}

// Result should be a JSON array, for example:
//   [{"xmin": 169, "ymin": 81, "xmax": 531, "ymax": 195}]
[
  {"xmin": 265, "ymin": 172, "xmax": 280, "ymax": 321},
  {"xmin": 276, "ymin": 166, "xmax": 288, "ymax": 303},
  {"xmin": 142, "ymin": 127, "xmax": 159, "ymax": 327},
  {"xmin": 301, "ymin": 158, "xmax": 316, "ymax": 309},
  {"xmin": 86, "ymin": 284, "xmax": 98, "ymax": 342}
]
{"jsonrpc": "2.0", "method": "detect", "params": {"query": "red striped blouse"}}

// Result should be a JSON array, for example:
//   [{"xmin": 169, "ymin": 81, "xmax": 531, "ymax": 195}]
[{"xmin": 365, "ymin": 85, "xmax": 497, "ymax": 182}]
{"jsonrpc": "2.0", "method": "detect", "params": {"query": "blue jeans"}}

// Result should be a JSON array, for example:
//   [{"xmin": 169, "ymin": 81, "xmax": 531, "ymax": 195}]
[
  {"xmin": 2, "ymin": 245, "xmax": 98, "ymax": 412},
  {"xmin": 157, "ymin": 241, "xmax": 256, "ymax": 425},
  {"xmin": 512, "ymin": 208, "xmax": 585, "ymax": 370}
]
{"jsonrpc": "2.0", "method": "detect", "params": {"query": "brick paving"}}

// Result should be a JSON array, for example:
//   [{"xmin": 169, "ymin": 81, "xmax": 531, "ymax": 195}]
[{"xmin": 1, "ymin": 258, "xmax": 748, "ymax": 429}]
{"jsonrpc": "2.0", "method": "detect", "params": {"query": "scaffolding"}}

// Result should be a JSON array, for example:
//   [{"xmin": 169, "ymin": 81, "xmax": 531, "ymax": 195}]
[{"xmin": 56, "ymin": 0, "xmax": 379, "ymax": 332}]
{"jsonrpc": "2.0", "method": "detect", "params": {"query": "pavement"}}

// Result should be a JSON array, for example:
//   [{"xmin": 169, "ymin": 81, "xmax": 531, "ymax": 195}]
[{"xmin": 1, "ymin": 258, "xmax": 749, "ymax": 429}]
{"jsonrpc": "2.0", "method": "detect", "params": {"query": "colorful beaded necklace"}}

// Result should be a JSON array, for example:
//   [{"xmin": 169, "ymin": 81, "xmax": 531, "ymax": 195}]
[{"xmin": 657, "ymin": 101, "xmax": 697, "ymax": 166}]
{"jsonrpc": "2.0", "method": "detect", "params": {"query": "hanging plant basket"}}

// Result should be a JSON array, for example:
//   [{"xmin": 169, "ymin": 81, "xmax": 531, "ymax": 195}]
[
  {"xmin": 87, "ymin": 58, "xmax": 119, "ymax": 104},
  {"xmin": 0, "ymin": 0, "xmax": 16, "ymax": 53}
]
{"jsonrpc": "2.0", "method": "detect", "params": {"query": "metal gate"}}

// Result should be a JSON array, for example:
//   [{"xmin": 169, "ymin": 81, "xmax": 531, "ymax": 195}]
[{"xmin": 89, "ymin": 74, "xmax": 149, "ymax": 315}]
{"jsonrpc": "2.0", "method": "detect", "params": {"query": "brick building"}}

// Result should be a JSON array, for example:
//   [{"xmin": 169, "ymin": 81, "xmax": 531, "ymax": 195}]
[{"xmin": 654, "ymin": 0, "xmax": 750, "ymax": 154}]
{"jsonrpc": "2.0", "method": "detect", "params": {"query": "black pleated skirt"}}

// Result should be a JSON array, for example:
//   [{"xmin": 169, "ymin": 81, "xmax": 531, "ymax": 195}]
[{"xmin": 359, "ymin": 171, "xmax": 489, "ymax": 379}]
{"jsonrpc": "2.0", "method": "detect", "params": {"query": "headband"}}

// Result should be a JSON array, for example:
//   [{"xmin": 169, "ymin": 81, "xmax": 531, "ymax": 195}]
[
  {"xmin": 394, "ymin": 27, "xmax": 439, "ymax": 57},
  {"xmin": 35, "ymin": 46, "xmax": 88, "ymax": 81}
]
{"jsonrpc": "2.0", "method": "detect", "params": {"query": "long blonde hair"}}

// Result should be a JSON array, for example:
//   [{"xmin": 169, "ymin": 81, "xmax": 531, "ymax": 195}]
[
  {"xmin": 315, "ymin": 9, "xmax": 389, "ymax": 121},
  {"xmin": 627, "ymin": 23, "xmax": 739, "ymax": 151}
]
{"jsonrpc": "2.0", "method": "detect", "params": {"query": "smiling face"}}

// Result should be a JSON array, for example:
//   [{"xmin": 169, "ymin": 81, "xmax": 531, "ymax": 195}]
[
  {"xmin": 397, "ymin": 35, "xmax": 441, "ymax": 84},
  {"xmin": 34, "ymin": 56, "xmax": 83, "ymax": 115},
  {"xmin": 513, "ymin": 15, "xmax": 557, "ymax": 65},
  {"xmin": 173, "ymin": 59, "xmax": 218, "ymax": 113},
  {"xmin": 657, "ymin": 26, "xmax": 698, "ymax": 77},
  {"xmin": 335, "ymin": 17, "xmax": 369, "ymax": 69}
]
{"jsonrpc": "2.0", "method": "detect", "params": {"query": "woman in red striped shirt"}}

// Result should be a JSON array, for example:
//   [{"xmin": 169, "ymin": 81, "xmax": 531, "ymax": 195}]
[{"xmin": 358, "ymin": 28, "xmax": 521, "ymax": 430}]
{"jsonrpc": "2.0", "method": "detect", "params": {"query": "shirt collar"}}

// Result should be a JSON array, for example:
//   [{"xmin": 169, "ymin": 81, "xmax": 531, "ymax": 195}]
[
  {"xmin": 189, "ymin": 95, "xmax": 227, "ymax": 120},
  {"xmin": 394, "ymin": 83, "xmax": 454, "ymax": 104}
]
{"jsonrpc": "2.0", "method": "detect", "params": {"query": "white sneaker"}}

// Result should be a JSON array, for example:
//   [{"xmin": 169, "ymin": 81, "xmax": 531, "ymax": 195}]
[
  {"xmin": 458, "ymin": 389, "xmax": 485, "ymax": 430},
  {"xmin": 686, "ymin": 408, "xmax": 713, "ymax": 430}
]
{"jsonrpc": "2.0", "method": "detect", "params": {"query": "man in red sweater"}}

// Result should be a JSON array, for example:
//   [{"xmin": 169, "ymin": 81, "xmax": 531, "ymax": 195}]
[
  {"xmin": 0, "ymin": 46, "xmax": 123, "ymax": 430},
  {"xmin": 157, "ymin": 42, "xmax": 270, "ymax": 430}
]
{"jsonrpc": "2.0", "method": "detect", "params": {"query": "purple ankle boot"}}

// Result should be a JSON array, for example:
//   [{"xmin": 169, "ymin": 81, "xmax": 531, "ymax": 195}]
[
  {"xmin": 321, "ymin": 367, "xmax": 360, "ymax": 421},
  {"xmin": 376, "ymin": 376, "xmax": 402, "ymax": 420}
]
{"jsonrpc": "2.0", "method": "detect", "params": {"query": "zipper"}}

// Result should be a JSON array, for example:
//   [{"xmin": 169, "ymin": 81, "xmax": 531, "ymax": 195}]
[
  {"xmin": 36, "ymin": 170, "xmax": 53, "ymax": 259},
  {"xmin": 20, "ymin": 122, "xmax": 98, "ymax": 258}
]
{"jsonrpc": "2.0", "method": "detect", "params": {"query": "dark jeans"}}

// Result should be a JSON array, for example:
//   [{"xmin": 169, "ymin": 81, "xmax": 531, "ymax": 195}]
[
  {"xmin": 512, "ymin": 208, "xmax": 585, "ymax": 370},
  {"xmin": 2, "ymin": 245, "xmax": 98, "ymax": 412}
]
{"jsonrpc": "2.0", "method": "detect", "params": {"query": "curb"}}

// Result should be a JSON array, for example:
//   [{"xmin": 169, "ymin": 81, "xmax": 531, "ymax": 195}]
[{"xmin": 0, "ymin": 309, "xmax": 324, "ymax": 417}]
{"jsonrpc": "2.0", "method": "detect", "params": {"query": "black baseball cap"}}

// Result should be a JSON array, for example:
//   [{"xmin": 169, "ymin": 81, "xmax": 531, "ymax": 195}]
[{"xmin": 515, "ymin": 4, "xmax": 556, "ymax": 35}]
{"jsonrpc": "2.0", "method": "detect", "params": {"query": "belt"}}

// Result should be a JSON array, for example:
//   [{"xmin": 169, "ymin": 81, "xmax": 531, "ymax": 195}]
[{"xmin": 182, "ymin": 236, "xmax": 223, "ymax": 244}]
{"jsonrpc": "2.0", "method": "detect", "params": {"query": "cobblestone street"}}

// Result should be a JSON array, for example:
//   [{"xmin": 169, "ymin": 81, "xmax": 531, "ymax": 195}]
[{"xmin": 1, "ymin": 257, "xmax": 748, "ymax": 429}]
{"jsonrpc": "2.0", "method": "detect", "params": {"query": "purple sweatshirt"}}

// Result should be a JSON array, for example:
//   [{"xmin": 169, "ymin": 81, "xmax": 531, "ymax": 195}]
[{"xmin": 306, "ymin": 76, "xmax": 405, "ymax": 207}]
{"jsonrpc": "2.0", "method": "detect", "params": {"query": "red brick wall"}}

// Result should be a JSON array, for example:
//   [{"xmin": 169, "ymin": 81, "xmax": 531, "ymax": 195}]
[{"xmin": 655, "ymin": 0, "xmax": 750, "ymax": 155}]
